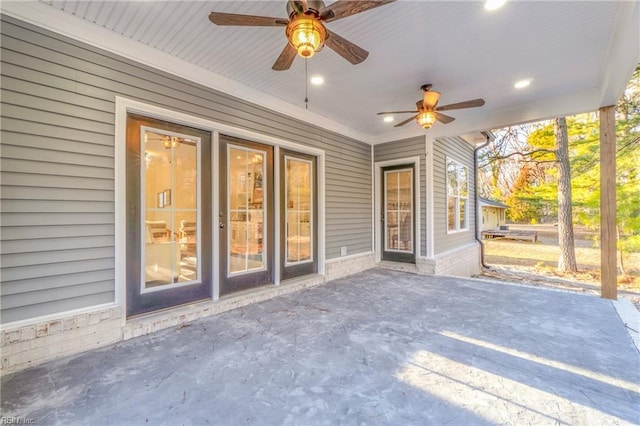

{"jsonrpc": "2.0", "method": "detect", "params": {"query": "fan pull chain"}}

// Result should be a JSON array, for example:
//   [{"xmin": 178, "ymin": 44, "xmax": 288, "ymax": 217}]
[{"xmin": 304, "ymin": 58, "xmax": 309, "ymax": 110}]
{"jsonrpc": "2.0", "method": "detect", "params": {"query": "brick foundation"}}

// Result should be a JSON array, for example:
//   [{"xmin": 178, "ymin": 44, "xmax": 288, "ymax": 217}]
[{"xmin": 414, "ymin": 243, "xmax": 481, "ymax": 277}]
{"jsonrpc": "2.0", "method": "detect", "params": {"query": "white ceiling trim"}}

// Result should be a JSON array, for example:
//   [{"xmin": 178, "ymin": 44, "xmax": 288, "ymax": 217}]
[
  {"xmin": 599, "ymin": 0, "xmax": 640, "ymax": 106},
  {"xmin": 0, "ymin": 0, "xmax": 373, "ymax": 144}
]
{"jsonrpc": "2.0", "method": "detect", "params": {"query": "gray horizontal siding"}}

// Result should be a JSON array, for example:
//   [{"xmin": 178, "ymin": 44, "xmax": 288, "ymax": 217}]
[
  {"xmin": 1, "ymin": 186, "xmax": 114, "ymax": 201},
  {"xmin": 2, "ymin": 294, "xmax": 115, "ymax": 325},
  {"xmin": 2, "ymin": 259, "xmax": 115, "ymax": 283},
  {"xmin": 0, "ymin": 200, "xmax": 114, "ymax": 213},
  {"xmin": 2, "ymin": 270, "xmax": 114, "ymax": 296},
  {"xmin": 2, "ymin": 235, "xmax": 114, "ymax": 254},
  {"xmin": 433, "ymin": 136, "xmax": 476, "ymax": 255},
  {"xmin": 2, "ymin": 280, "xmax": 114, "ymax": 310},
  {"xmin": 0, "ymin": 15, "xmax": 372, "ymax": 323},
  {"xmin": 1, "ymin": 224, "xmax": 114, "ymax": 240},
  {"xmin": 374, "ymin": 137, "xmax": 427, "ymax": 256}
]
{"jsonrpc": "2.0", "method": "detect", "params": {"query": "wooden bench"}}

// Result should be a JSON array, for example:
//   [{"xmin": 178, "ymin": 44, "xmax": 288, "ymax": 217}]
[{"xmin": 482, "ymin": 230, "xmax": 538, "ymax": 243}]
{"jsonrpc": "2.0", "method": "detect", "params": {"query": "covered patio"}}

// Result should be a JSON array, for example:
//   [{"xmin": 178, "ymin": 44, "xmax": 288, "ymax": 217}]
[{"xmin": 2, "ymin": 269, "xmax": 638, "ymax": 425}]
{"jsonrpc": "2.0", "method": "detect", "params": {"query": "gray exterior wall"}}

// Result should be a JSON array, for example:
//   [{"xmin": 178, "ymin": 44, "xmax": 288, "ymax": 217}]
[
  {"xmin": 0, "ymin": 16, "xmax": 372, "ymax": 324},
  {"xmin": 373, "ymin": 136, "xmax": 427, "ymax": 257},
  {"xmin": 433, "ymin": 136, "xmax": 476, "ymax": 254}
]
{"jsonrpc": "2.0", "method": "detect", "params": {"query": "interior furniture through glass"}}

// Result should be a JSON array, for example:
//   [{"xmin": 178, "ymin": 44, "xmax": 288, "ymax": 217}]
[{"xmin": 143, "ymin": 130, "xmax": 199, "ymax": 289}]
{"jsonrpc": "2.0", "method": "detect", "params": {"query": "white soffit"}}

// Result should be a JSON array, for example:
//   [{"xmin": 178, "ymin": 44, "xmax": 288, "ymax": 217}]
[{"xmin": 2, "ymin": 0, "xmax": 638, "ymax": 145}]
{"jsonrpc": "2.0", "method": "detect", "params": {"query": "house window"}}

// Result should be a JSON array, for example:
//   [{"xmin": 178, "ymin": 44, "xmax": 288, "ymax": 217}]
[{"xmin": 447, "ymin": 158, "xmax": 469, "ymax": 232}]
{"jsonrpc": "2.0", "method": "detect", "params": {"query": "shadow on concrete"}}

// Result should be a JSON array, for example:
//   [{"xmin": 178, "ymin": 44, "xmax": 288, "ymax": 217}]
[{"xmin": 2, "ymin": 269, "xmax": 639, "ymax": 425}]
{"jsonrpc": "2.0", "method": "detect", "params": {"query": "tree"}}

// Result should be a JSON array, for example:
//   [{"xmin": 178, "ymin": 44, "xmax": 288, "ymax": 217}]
[
  {"xmin": 503, "ymin": 165, "xmax": 552, "ymax": 223},
  {"xmin": 554, "ymin": 117, "xmax": 578, "ymax": 272},
  {"xmin": 478, "ymin": 123, "xmax": 546, "ymax": 202},
  {"xmin": 479, "ymin": 64, "xmax": 640, "ymax": 277},
  {"xmin": 564, "ymin": 66, "xmax": 640, "ymax": 274}
]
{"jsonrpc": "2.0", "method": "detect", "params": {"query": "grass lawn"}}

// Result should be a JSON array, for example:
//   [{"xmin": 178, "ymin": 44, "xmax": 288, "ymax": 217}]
[{"xmin": 482, "ymin": 225, "xmax": 640, "ymax": 295}]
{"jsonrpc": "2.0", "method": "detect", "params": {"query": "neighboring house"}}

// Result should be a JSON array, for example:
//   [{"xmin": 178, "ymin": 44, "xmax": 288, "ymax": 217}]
[
  {"xmin": 0, "ymin": 14, "xmax": 484, "ymax": 374},
  {"xmin": 479, "ymin": 198, "xmax": 508, "ymax": 232}
]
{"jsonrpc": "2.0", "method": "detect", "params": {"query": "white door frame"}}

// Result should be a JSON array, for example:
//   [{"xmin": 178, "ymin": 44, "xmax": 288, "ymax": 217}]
[{"xmin": 374, "ymin": 156, "xmax": 421, "ymax": 262}]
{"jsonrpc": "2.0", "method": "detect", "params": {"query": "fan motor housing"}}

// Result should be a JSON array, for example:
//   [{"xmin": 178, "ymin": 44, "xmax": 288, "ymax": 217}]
[{"xmin": 287, "ymin": 1, "xmax": 325, "ymax": 17}]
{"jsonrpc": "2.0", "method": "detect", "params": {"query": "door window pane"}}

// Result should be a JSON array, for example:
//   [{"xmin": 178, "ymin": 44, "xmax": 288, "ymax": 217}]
[
  {"xmin": 385, "ymin": 169, "xmax": 413, "ymax": 252},
  {"xmin": 143, "ymin": 130, "xmax": 199, "ymax": 289},
  {"xmin": 286, "ymin": 158, "xmax": 312, "ymax": 263},
  {"xmin": 228, "ymin": 147, "xmax": 266, "ymax": 274}
]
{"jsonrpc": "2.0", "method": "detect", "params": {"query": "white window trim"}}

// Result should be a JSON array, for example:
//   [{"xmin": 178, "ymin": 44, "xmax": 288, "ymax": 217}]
[
  {"xmin": 115, "ymin": 97, "xmax": 326, "ymax": 323},
  {"xmin": 446, "ymin": 156, "xmax": 470, "ymax": 234}
]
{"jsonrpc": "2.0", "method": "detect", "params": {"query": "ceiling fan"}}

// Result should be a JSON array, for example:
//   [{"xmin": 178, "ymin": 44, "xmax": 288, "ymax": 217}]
[
  {"xmin": 208, "ymin": 1, "xmax": 396, "ymax": 71},
  {"xmin": 377, "ymin": 84, "xmax": 486, "ymax": 129}
]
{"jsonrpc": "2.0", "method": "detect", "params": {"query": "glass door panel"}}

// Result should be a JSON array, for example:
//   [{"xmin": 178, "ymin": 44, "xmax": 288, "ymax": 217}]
[
  {"xmin": 382, "ymin": 166, "xmax": 415, "ymax": 263},
  {"xmin": 143, "ymin": 131, "xmax": 200, "ymax": 289},
  {"xmin": 126, "ymin": 114, "xmax": 211, "ymax": 318},
  {"xmin": 220, "ymin": 136, "xmax": 273, "ymax": 295},
  {"xmin": 286, "ymin": 157, "xmax": 313, "ymax": 264},
  {"xmin": 228, "ymin": 148, "xmax": 266, "ymax": 274},
  {"xmin": 280, "ymin": 150, "xmax": 317, "ymax": 280}
]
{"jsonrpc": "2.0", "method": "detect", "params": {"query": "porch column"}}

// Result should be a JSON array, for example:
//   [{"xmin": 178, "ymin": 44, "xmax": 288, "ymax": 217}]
[{"xmin": 600, "ymin": 105, "xmax": 617, "ymax": 300}]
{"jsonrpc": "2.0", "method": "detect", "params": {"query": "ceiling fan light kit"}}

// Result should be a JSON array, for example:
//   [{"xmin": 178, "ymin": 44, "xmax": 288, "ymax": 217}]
[
  {"xmin": 377, "ymin": 84, "xmax": 486, "ymax": 130},
  {"xmin": 208, "ymin": 1, "xmax": 396, "ymax": 71},
  {"xmin": 417, "ymin": 112, "xmax": 437, "ymax": 129},
  {"xmin": 207, "ymin": 3, "xmax": 486, "ymax": 131},
  {"xmin": 286, "ymin": 16, "xmax": 326, "ymax": 58}
]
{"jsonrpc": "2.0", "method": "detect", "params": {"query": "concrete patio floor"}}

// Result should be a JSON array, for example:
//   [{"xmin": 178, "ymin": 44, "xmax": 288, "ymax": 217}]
[{"xmin": 2, "ymin": 269, "xmax": 639, "ymax": 425}]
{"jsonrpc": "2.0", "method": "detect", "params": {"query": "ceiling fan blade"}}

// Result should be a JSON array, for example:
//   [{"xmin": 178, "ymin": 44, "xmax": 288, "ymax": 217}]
[
  {"xmin": 208, "ymin": 12, "xmax": 288, "ymax": 27},
  {"xmin": 436, "ymin": 98, "xmax": 485, "ymax": 111},
  {"xmin": 324, "ymin": 29, "xmax": 369, "ymax": 65},
  {"xmin": 272, "ymin": 43, "xmax": 297, "ymax": 71},
  {"xmin": 320, "ymin": 1, "xmax": 396, "ymax": 22},
  {"xmin": 423, "ymin": 91, "xmax": 441, "ymax": 109},
  {"xmin": 377, "ymin": 110, "xmax": 419, "ymax": 115},
  {"xmin": 436, "ymin": 112, "xmax": 456, "ymax": 124},
  {"xmin": 394, "ymin": 115, "xmax": 419, "ymax": 128}
]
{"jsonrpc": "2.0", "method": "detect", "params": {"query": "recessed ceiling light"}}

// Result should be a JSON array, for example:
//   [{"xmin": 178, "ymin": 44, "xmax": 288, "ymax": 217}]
[
  {"xmin": 310, "ymin": 75, "xmax": 324, "ymax": 85},
  {"xmin": 514, "ymin": 79, "xmax": 532, "ymax": 89},
  {"xmin": 383, "ymin": 116, "xmax": 394, "ymax": 123},
  {"xmin": 484, "ymin": 0, "xmax": 506, "ymax": 11}
]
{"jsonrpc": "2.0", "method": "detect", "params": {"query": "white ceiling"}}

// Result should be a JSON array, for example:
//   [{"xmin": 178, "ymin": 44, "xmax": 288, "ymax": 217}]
[{"xmin": 3, "ymin": 1, "xmax": 638, "ymax": 144}]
